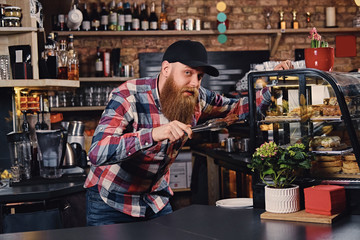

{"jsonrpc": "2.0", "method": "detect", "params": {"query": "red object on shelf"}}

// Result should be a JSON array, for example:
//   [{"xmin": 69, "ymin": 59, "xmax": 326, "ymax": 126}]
[
  {"xmin": 335, "ymin": 35, "xmax": 356, "ymax": 57},
  {"xmin": 304, "ymin": 185, "xmax": 346, "ymax": 216},
  {"xmin": 304, "ymin": 47, "xmax": 334, "ymax": 72}
]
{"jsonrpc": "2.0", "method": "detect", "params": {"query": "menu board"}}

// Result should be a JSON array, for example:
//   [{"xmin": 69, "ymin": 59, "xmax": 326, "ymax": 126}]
[{"xmin": 139, "ymin": 50, "xmax": 270, "ymax": 95}]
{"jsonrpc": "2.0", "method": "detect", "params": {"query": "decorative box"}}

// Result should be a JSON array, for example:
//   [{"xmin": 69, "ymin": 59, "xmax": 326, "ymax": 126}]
[{"xmin": 304, "ymin": 185, "xmax": 346, "ymax": 216}]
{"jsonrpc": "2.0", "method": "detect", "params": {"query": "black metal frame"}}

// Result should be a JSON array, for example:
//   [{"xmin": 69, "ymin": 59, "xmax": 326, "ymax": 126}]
[{"xmin": 248, "ymin": 68, "xmax": 360, "ymax": 169}]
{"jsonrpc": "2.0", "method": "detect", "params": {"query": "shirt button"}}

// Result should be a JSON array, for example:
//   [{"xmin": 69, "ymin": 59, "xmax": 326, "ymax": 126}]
[
  {"xmin": 145, "ymin": 142, "xmax": 148, "ymax": 146},
  {"xmin": 128, "ymin": 152, "xmax": 131, "ymax": 156}
]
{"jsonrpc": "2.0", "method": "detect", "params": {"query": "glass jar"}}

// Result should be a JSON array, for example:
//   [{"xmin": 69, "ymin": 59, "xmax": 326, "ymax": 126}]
[
  {"xmin": 3, "ymin": 16, "xmax": 21, "ymax": 27},
  {"xmin": 4, "ymin": 6, "xmax": 22, "ymax": 18}
]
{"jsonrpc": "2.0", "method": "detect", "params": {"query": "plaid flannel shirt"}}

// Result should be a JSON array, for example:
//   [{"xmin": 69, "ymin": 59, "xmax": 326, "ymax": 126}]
[{"xmin": 84, "ymin": 76, "xmax": 270, "ymax": 217}]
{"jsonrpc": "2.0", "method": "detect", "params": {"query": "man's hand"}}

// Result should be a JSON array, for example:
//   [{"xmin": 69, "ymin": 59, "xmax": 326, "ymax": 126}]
[
  {"xmin": 152, "ymin": 120, "xmax": 193, "ymax": 143},
  {"xmin": 273, "ymin": 60, "xmax": 294, "ymax": 70}
]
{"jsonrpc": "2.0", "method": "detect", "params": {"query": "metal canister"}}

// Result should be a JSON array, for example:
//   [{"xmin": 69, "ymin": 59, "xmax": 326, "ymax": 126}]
[
  {"xmin": 195, "ymin": 19, "xmax": 201, "ymax": 31},
  {"xmin": 185, "ymin": 18, "xmax": 194, "ymax": 31},
  {"xmin": 174, "ymin": 18, "xmax": 183, "ymax": 31}
]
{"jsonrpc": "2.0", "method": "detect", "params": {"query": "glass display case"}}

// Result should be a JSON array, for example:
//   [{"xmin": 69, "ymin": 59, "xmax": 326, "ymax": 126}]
[{"xmin": 247, "ymin": 69, "xmax": 360, "ymax": 180}]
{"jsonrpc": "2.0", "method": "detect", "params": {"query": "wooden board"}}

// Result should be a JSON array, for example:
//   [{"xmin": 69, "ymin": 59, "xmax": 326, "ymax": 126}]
[{"xmin": 260, "ymin": 210, "xmax": 341, "ymax": 224}]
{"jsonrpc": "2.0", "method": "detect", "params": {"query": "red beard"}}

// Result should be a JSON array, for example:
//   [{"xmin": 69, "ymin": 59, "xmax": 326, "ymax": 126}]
[{"xmin": 159, "ymin": 74, "xmax": 199, "ymax": 124}]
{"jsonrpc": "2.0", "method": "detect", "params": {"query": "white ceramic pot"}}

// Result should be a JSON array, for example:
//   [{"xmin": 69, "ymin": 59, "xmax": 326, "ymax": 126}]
[{"xmin": 265, "ymin": 185, "xmax": 300, "ymax": 213}]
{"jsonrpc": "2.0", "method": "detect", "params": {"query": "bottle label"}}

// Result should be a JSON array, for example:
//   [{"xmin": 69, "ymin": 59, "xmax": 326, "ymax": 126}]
[
  {"xmin": 92, "ymin": 20, "xmax": 100, "ymax": 28},
  {"xmin": 118, "ymin": 14, "xmax": 125, "ymax": 25},
  {"xmin": 150, "ymin": 21, "xmax": 157, "ymax": 30},
  {"xmin": 141, "ymin": 20, "xmax": 149, "ymax": 30},
  {"xmin": 132, "ymin": 19, "xmax": 140, "ymax": 30},
  {"xmin": 125, "ymin": 14, "xmax": 132, "ymax": 23},
  {"xmin": 82, "ymin": 21, "xmax": 91, "ymax": 31},
  {"xmin": 96, "ymin": 61, "xmax": 103, "ymax": 71},
  {"xmin": 160, "ymin": 22, "xmax": 168, "ymax": 30},
  {"xmin": 101, "ymin": 15, "xmax": 109, "ymax": 25},
  {"xmin": 109, "ymin": 13, "xmax": 117, "ymax": 24}
]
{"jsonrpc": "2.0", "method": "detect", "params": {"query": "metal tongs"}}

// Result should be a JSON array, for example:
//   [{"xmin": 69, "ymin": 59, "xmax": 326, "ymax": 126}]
[{"xmin": 191, "ymin": 118, "xmax": 229, "ymax": 133}]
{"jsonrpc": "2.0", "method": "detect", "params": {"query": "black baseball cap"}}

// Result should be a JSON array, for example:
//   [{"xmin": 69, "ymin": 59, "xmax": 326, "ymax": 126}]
[{"xmin": 162, "ymin": 40, "xmax": 219, "ymax": 77}]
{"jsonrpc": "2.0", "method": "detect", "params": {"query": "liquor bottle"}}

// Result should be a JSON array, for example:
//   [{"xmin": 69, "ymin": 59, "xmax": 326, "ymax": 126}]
[
  {"xmin": 124, "ymin": 2, "xmax": 132, "ymax": 30},
  {"xmin": 57, "ymin": 39, "xmax": 68, "ymax": 79},
  {"xmin": 291, "ymin": 10, "xmax": 299, "ymax": 29},
  {"xmin": 117, "ymin": 1, "xmax": 125, "ymax": 31},
  {"xmin": 103, "ymin": 50, "xmax": 111, "ymax": 77},
  {"xmin": 44, "ymin": 33, "xmax": 58, "ymax": 78},
  {"xmin": 108, "ymin": 0, "xmax": 117, "ymax": 31},
  {"xmin": 100, "ymin": 2, "xmax": 109, "ymax": 31},
  {"xmin": 132, "ymin": 2, "xmax": 140, "ymax": 30},
  {"xmin": 81, "ymin": 3, "xmax": 91, "ymax": 31},
  {"xmin": 95, "ymin": 46, "xmax": 103, "ymax": 77},
  {"xmin": 140, "ymin": 3, "xmax": 149, "ymax": 30},
  {"xmin": 58, "ymin": 14, "xmax": 65, "ymax": 31},
  {"xmin": 91, "ymin": 3, "xmax": 100, "ymax": 31},
  {"xmin": 278, "ymin": 10, "xmax": 286, "ymax": 30},
  {"xmin": 159, "ymin": 0, "xmax": 168, "ymax": 30},
  {"xmin": 149, "ymin": 2, "xmax": 158, "ymax": 30},
  {"xmin": 67, "ymin": 34, "xmax": 79, "ymax": 80}
]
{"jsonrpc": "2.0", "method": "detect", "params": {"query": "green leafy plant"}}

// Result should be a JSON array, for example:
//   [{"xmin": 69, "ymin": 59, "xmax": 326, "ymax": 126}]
[
  {"xmin": 308, "ymin": 27, "xmax": 328, "ymax": 48},
  {"xmin": 247, "ymin": 141, "xmax": 314, "ymax": 188}
]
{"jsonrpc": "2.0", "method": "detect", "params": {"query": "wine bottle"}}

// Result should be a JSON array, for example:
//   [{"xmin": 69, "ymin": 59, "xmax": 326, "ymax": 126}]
[
  {"xmin": 95, "ymin": 46, "xmax": 103, "ymax": 77},
  {"xmin": 100, "ymin": 2, "xmax": 109, "ymax": 31},
  {"xmin": 132, "ymin": 2, "xmax": 140, "ymax": 30},
  {"xmin": 117, "ymin": 1, "xmax": 125, "ymax": 31},
  {"xmin": 108, "ymin": 0, "xmax": 117, "ymax": 31},
  {"xmin": 124, "ymin": 2, "xmax": 132, "ymax": 31},
  {"xmin": 149, "ymin": 2, "xmax": 158, "ymax": 30},
  {"xmin": 159, "ymin": 0, "xmax": 168, "ymax": 30},
  {"xmin": 90, "ymin": 3, "xmax": 100, "ymax": 31},
  {"xmin": 140, "ymin": 3, "xmax": 149, "ymax": 31},
  {"xmin": 81, "ymin": 3, "xmax": 91, "ymax": 31}
]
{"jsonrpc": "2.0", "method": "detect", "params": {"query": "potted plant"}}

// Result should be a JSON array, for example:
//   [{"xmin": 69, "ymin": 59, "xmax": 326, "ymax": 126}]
[
  {"xmin": 248, "ymin": 141, "xmax": 314, "ymax": 213},
  {"xmin": 304, "ymin": 27, "xmax": 334, "ymax": 71}
]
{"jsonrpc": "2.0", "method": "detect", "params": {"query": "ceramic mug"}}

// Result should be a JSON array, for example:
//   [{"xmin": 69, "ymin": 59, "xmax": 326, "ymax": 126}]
[{"xmin": 67, "ymin": 5, "xmax": 83, "ymax": 30}]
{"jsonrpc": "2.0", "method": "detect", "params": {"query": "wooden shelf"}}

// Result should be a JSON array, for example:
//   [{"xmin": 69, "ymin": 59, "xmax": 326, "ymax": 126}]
[
  {"xmin": 80, "ymin": 77, "xmax": 132, "ymax": 82},
  {"xmin": 172, "ymin": 188, "xmax": 191, "ymax": 192},
  {"xmin": 0, "ymin": 79, "xmax": 80, "ymax": 88},
  {"xmin": 0, "ymin": 27, "xmax": 39, "ymax": 35},
  {"xmin": 51, "ymin": 106, "xmax": 105, "ymax": 112},
  {"xmin": 54, "ymin": 27, "xmax": 360, "ymax": 37}
]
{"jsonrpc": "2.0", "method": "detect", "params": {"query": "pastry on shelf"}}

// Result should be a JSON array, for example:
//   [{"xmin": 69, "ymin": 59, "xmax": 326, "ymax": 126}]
[
  {"xmin": 311, "ymin": 155, "xmax": 343, "ymax": 175},
  {"xmin": 310, "ymin": 136, "xmax": 341, "ymax": 149},
  {"xmin": 342, "ymin": 154, "xmax": 360, "ymax": 174}
]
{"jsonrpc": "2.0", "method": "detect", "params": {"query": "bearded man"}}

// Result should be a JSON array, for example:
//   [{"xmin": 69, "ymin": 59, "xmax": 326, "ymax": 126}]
[{"xmin": 85, "ymin": 40, "xmax": 292, "ymax": 226}]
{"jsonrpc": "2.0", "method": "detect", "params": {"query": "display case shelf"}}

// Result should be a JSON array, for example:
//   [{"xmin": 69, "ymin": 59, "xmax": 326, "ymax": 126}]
[{"xmin": 262, "ymin": 115, "xmax": 342, "ymax": 123}]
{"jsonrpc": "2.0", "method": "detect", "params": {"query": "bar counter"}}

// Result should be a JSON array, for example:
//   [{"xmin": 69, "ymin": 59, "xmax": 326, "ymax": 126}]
[{"xmin": 1, "ymin": 204, "xmax": 359, "ymax": 240}]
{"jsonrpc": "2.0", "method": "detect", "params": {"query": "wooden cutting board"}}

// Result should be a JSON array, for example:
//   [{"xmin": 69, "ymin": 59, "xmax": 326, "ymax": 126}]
[{"xmin": 260, "ymin": 210, "xmax": 341, "ymax": 224}]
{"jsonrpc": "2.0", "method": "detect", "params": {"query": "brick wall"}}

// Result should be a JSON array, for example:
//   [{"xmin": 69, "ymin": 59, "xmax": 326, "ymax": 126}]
[{"xmin": 65, "ymin": 0, "xmax": 360, "ymax": 76}]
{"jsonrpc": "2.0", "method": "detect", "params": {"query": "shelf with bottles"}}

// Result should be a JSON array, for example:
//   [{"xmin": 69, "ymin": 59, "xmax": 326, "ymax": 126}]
[{"xmin": 53, "ymin": 27, "xmax": 360, "ymax": 37}]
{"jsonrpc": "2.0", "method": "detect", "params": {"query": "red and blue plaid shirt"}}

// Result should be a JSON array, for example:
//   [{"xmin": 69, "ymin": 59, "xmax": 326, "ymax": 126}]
[{"xmin": 84, "ymin": 76, "xmax": 270, "ymax": 217}]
